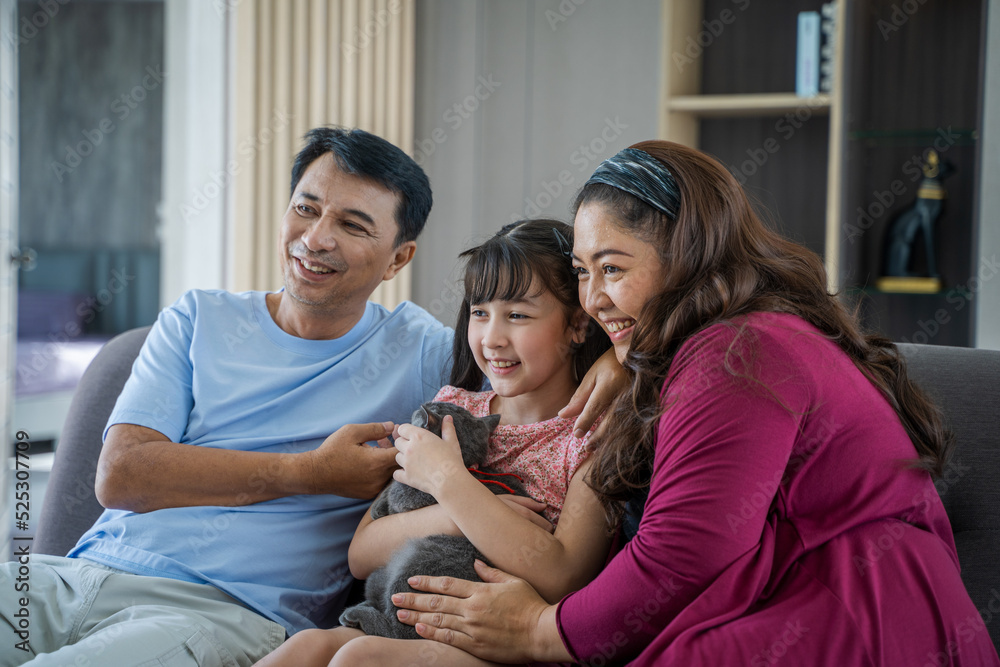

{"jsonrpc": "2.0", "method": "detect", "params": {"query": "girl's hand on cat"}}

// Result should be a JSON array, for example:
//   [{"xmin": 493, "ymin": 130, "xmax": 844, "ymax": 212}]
[{"xmin": 394, "ymin": 415, "xmax": 467, "ymax": 497}]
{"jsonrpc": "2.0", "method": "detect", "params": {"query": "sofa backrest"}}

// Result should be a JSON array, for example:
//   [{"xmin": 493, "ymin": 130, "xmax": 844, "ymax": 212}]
[
  {"xmin": 899, "ymin": 343, "xmax": 1000, "ymax": 650},
  {"xmin": 33, "ymin": 326, "xmax": 152, "ymax": 557}
]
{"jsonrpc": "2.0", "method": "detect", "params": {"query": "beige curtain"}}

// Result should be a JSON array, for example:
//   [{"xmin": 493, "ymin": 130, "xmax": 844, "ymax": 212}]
[{"xmin": 231, "ymin": 0, "xmax": 416, "ymax": 308}]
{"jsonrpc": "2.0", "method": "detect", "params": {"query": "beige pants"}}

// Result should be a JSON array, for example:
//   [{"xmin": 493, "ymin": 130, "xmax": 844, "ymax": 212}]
[{"xmin": 0, "ymin": 554, "xmax": 285, "ymax": 667}]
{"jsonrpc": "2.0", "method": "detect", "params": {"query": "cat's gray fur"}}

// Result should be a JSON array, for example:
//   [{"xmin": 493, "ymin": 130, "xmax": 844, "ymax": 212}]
[{"xmin": 338, "ymin": 401, "xmax": 531, "ymax": 640}]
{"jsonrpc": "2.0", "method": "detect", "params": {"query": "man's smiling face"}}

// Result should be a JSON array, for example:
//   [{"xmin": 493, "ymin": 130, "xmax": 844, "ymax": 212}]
[{"xmin": 278, "ymin": 152, "xmax": 408, "ymax": 315}]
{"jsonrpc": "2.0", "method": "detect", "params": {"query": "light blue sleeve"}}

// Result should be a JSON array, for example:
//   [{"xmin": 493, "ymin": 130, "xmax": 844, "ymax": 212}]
[
  {"xmin": 419, "ymin": 317, "xmax": 455, "ymax": 401},
  {"xmin": 104, "ymin": 295, "xmax": 196, "ymax": 443}
]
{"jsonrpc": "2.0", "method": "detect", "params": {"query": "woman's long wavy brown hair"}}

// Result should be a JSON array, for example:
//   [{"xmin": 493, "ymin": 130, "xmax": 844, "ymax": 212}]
[{"xmin": 578, "ymin": 141, "xmax": 953, "ymax": 526}]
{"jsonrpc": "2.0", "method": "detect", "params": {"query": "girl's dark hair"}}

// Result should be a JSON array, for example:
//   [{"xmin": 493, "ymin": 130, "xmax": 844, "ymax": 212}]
[
  {"xmin": 575, "ymin": 140, "xmax": 954, "ymax": 526},
  {"xmin": 449, "ymin": 219, "xmax": 611, "ymax": 391}
]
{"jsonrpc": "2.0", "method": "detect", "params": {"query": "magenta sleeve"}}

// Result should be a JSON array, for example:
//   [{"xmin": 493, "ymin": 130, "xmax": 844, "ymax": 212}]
[{"xmin": 554, "ymin": 323, "xmax": 812, "ymax": 663}]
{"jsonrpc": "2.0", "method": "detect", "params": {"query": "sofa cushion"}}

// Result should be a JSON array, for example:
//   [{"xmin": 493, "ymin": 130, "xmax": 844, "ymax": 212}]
[{"xmin": 899, "ymin": 343, "xmax": 1000, "ymax": 649}]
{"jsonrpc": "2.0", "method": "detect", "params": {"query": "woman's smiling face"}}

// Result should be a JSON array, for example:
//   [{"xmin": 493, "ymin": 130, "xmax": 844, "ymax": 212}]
[{"xmin": 572, "ymin": 201, "xmax": 667, "ymax": 363}]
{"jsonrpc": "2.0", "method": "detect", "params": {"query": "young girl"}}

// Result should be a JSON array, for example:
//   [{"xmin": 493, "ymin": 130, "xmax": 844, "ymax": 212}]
[{"xmin": 256, "ymin": 219, "xmax": 613, "ymax": 667}]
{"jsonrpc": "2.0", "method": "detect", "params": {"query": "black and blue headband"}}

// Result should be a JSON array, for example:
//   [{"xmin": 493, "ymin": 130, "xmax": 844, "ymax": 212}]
[{"xmin": 584, "ymin": 147, "xmax": 680, "ymax": 219}]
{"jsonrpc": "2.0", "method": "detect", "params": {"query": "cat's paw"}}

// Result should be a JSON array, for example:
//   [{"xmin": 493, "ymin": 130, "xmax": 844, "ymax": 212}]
[{"xmin": 338, "ymin": 605, "xmax": 366, "ymax": 629}]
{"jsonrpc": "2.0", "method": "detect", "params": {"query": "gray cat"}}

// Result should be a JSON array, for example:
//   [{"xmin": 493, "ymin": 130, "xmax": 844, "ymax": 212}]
[{"xmin": 338, "ymin": 401, "xmax": 532, "ymax": 640}]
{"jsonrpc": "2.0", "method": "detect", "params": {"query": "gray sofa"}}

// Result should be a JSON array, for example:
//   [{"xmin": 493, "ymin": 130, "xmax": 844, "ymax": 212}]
[{"xmin": 32, "ymin": 328, "xmax": 1000, "ymax": 651}]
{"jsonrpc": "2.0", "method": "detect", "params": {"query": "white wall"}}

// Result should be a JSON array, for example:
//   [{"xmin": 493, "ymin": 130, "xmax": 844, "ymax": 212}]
[
  {"xmin": 159, "ymin": 0, "xmax": 229, "ymax": 306},
  {"xmin": 975, "ymin": 0, "xmax": 1000, "ymax": 349},
  {"xmin": 158, "ymin": 0, "xmax": 1000, "ymax": 349},
  {"xmin": 410, "ymin": 0, "xmax": 662, "ymax": 326}
]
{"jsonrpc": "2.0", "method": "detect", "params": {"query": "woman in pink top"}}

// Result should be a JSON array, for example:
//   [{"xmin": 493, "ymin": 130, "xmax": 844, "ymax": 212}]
[{"xmin": 390, "ymin": 141, "xmax": 1000, "ymax": 666}]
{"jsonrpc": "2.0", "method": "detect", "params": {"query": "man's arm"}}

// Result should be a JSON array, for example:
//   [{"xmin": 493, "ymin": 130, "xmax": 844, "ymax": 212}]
[{"xmin": 96, "ymin": 422, "xmax": 399, "ymax": 513}]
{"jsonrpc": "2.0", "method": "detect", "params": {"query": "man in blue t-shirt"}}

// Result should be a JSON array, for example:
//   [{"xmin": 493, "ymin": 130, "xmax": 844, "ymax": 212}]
[{"xmin": 0, "ymin": 127, "xmax": 614, "ymax": 667}]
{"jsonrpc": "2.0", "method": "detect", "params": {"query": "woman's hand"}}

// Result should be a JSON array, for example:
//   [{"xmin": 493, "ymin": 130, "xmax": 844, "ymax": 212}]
[
  {"xmin": 393, "ymin": 415, "xmax": 467, "ymax": 497},
  {"xmin": 392, "ymin": 560, "xmax": 572, "ymax": 663},
  {"xmin": 559, "ymin": 345, "xmax": 627, "ymax": 437}
]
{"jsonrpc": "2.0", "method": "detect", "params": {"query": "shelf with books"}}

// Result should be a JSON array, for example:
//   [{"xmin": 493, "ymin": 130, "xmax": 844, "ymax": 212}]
[
  {"xmin": 659, "ymin": 0, "xmax": 846, "ymax": 291},
  {"xmin": 660, "ymin": 0, "xmax": 986, "ymax": 347}
]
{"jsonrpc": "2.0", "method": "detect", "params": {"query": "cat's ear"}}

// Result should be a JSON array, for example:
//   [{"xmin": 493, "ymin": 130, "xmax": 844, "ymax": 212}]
[
  {"xmin": 483, "ymin": 413, "xmax": 501, "ymax": 432},
  {"xmin": 411, "ymin": 405, "xmax": 430, "ymax": 428},
  {"xmin": 425, "ymin": 410, "xmax": 441, "ymax": 433}
]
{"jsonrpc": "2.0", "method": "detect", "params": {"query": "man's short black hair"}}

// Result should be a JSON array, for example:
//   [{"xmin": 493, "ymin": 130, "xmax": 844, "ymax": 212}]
[{"xmin": 290, "ymin": 127, "xmax": 432, "ymax": 246}]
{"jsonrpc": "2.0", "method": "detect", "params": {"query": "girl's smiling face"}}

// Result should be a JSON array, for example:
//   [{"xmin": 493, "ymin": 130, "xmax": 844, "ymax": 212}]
[
  {"xmin": 572, "ymin": 202, "xmax": 667, "ymax": 363},
  {"xmin": 467, "ymin": 281, "xmax": 586, "ymax": 413}
]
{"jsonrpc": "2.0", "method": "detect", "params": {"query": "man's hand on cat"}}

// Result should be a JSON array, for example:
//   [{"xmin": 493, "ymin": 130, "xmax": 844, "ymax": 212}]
[
  {"xmin": 394, "ymin": 415, "xmax": 466, "ymax": 497},
  {"xmin": 305, "ymin": 421, "xmax": 399, "ymax": 498}
]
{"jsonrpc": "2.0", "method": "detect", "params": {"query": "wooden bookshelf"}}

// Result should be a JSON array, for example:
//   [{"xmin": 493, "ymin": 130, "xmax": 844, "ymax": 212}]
[
  {"xmin": 659, "ymin": 0, "xmax": 846, "ymax": 292},
  {"xmin": 659, "ymin": 0, "xmax": 985, "ymax": 347},
  {"xmin": 668, "ymin": 93, "xmax": 832, "ymax": 117}
]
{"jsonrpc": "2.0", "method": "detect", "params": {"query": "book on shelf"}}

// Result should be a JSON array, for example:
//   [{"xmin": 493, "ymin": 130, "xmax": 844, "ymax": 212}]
[{"xmin": 796, "ymin": 11, "xmax": 820, "ymax": 97}]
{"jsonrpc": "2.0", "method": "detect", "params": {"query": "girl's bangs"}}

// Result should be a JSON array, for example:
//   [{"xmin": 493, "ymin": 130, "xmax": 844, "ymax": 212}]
[{"xmin": 464, "ymin": 243, "xmax": 539, "ymax": 305}]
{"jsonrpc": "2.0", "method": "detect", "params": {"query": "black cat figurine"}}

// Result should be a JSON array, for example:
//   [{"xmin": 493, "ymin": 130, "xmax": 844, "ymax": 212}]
[
  {"xmin": 339, "ymin": 401, "xmax": 532, "ymax": 640},
  {"xmin": 882, "ymin": 149, "xmax": 955, "ymax": 278}
]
